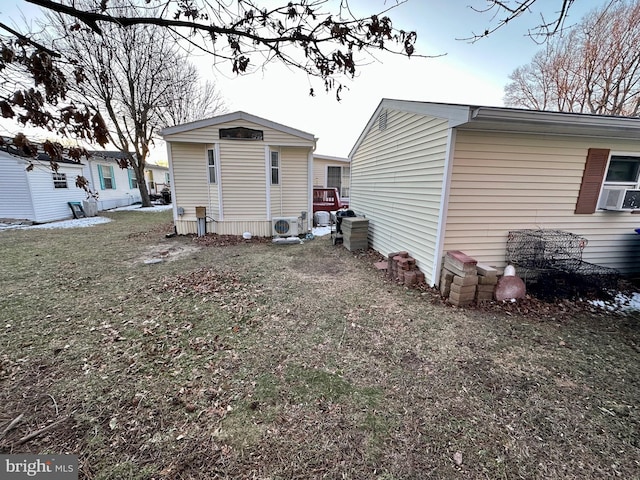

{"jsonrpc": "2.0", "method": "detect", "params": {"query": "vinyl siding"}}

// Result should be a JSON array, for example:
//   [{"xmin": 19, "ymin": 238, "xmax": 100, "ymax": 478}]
[
  {"xmin": 219, "ymin": 142, "xmax": 267, "ymax": 220},
  {"xmin": 168, "ymin": 117, "xmax": 315, "ymax": 236},
  {"xmin": 444, "ymin": 129, "xmax": 640, "ymax": 273},
  {"xmin": 22, "ymin": 162, "xmax": 86, "ymax": 223},
  {"xmin": 349, "ymin": 109, "xmax": 450, "ymax": 282},
  {"xmin": 83, "ymin": 160, "xmax": 142, "ymax": 210},
  {"xmin": 170, "ymin": 143, "xmax": 213, "ymax": 221},
  {"xmin": 271, "ymin": 147, "xmax": 309, "ymax": 219},
  {"xmin": 0, "ymin": 153, "xmax": 35, "ymax": 220},
  {"xmin": 163, "ymin": 119, "xmax": 312, "ymax": 147}
]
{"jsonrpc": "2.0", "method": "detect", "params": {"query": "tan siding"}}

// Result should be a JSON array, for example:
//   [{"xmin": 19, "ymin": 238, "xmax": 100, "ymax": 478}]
[
  {"xmin": 175, "ymin": 219, "xmax": 271, "ymax": 236},
  {"xmin": 164, "ymin": 119, "xmax": 312, "ymax": 146},
  {"xmin": 444, "ymin": 130, "xmax": 640, "ymax": 273},
  {"xmin": 219, "ymin": 142, "xmax": 267, "ymax": 220},
  {"xmin": 350, "ymin": 110, "xmax": 450, "ymax": 283},
  {"xmin": 271, "ymin": 147, "xmax": 310, "ymax": 218},
  {"xmin": 170, "ymin": 143, "xmax": 217, "ymax": 220}
]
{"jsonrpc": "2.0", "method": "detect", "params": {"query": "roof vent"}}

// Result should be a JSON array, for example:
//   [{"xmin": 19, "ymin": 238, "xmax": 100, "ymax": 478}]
[{"xmin": 378, "ymin": 110, "xmax": 387, "ymax": 131}]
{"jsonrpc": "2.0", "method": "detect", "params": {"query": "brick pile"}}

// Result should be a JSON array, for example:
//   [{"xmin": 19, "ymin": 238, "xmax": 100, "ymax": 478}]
[
  {"xmin": 440, "ymin": 251, "xmax": 478, "ymax": 306},
  {"xmin": 387, "ymin": 251, "xmax": 425, "ymax": 287},
  {"xmin": 475, "ymin": 263, "xmax": 499, "ymax": 302},
  {"xmin": 341, "ymin": 217, "xmax": 369, "ymax": 251}
]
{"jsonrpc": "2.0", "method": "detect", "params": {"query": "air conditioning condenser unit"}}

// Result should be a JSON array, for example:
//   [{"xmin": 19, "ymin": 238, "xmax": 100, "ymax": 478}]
[{"xmin": 272, "ymin": 217, "xmax": 299, "ymax": 236}]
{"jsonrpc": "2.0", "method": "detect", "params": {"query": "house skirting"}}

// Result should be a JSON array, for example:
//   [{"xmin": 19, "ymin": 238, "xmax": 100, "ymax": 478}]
[{"xmin": 175, "ymin": 219, "xmax": 273, "ymax": 237}]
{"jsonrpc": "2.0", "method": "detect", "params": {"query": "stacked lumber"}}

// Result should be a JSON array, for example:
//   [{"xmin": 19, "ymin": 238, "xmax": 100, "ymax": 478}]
[{"xmin": 341, "ymin": 217, "xmax": 369, "ymax": 251}]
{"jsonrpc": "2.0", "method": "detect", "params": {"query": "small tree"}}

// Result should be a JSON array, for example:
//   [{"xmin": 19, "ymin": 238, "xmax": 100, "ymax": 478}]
[
  {"xmin": 504, "ymin": 1, "xmax": 640, "ymax": 116},
  {"xmin": 42, "ymin": 0, "xmax": 225, "ymax": 206},
  {"xmin": 2, "ymin": 0, "xmax": 419, "ymax": 133}
]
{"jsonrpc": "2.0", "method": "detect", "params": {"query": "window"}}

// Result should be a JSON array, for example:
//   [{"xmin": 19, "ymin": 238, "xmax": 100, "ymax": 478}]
[
  {"xmin": 605, "ymin": 156, "xmax": 640, "ymax": 183},
  {"xmin": 53, "ymin": 172, "xmax": 67, "ymax": 189},
  {"xmin": 98, "ymin": 165, "xmax": 115, "ymax": 190},
  {"xmin": 597, "ymin": 154, "xmax": 640, "ymax": 210},
  {"xmin": 207, "ymin": 148, "xmax": 217, "ymax": 184},
  {"xmin": 327, "ymin": 165, "xmax": 350, "ymax": 198},
  {"xmin": 271, "ymin": 151, "xmax": 279, "ymax": 185},
  {"xmin": 128, "ymin": 169, "xmax": 137, "ymax": 189},
  {"xmin": 220, "ymin": 127, "xmax": 263, "ymax": 140}
]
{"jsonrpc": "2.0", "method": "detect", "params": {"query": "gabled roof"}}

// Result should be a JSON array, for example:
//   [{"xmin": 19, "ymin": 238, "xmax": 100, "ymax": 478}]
[
  {"xmin": 160, "ymin": 111, "xmax": 316, "ymax": 142},
  {"xmin": 349, "ymin": 99, "xmax": 640, "ymax": 158}
]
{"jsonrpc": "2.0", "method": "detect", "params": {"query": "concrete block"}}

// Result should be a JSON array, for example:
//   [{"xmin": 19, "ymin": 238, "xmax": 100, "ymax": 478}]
[
  {"xmin": 443, "ymin": 259, "xmax": 477, "ymax": 277},
  {"xmin": 476, "ymin": 284, "xmax": 495, "ymax": 293},
  {"xmin": 448, "ymin": 289, "xmax": 476, "ymax": 303},
  {"xmin": 478, "ymin": 275, "xmax": 498, "ymax": 285},
  {"xmin": 476, "ymin": 263, "xmax": 498, "ymax": 277},
  {"xmin": 450, "ymin": 283, "xmax": 477, "ymax": 295},
  {"xmin": 446, "ymin": 250, "xmax": 478, "ymax": 269},
  {"xmin": 453, "ymin": 274, "xmax": 479, "ymax": 287}
]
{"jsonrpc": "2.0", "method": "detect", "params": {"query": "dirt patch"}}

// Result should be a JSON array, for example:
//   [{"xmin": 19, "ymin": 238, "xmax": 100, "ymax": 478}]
[{"xmin": 138, "ymin": 243, "xmax": 201, "ymax": 264}]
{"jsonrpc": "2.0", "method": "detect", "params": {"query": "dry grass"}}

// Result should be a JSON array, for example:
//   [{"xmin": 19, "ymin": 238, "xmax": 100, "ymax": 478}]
[{"xmin": 0, "ymin": 210, "xmax": 638, "ymax": 479}]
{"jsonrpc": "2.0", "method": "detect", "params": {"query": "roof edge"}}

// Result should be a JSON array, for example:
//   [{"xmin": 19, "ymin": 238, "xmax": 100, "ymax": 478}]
[{"xmin": 160, "ymin": 111, "xmax": 316, "ymax": 141}]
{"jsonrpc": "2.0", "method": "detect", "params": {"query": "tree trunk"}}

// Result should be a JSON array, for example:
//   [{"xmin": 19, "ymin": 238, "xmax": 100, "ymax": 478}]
[{"xmin": 136, "ymin": 164, "xmax": 152, "ymax": 207}]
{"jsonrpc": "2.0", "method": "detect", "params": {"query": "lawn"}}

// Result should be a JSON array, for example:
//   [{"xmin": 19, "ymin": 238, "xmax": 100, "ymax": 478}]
[{"xmin": 1, "ymin": 210, "xmax": 638, "ymax": 479}]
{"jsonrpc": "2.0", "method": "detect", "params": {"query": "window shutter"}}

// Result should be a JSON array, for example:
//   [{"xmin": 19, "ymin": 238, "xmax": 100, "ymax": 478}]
[
  {"xmin": 98, "ymin": 165, "xmax": 105, "ymax": 190},
  {"xmin": 110, "ymin": 166, "xmax": 116, "ymax": 189},
  {"xmin": 575, "ymin": 148, "xmax": 610, "ymax": 214}
]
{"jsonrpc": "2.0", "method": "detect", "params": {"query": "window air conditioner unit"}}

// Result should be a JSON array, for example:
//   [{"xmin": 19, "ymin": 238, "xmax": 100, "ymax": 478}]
[
  {"xmin": 600, "ymin": 187, "xmax": 640, "ymax": 211},
  {"xmin": 272, "ymin": 217, "xmax": 299, "ymax": 236}
]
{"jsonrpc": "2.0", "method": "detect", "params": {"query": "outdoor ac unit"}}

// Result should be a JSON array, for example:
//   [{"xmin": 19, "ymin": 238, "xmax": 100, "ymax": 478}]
[
  {"xmin": 272, "ymin": 217, "xmax": 299, "ymax": 236},
  {"xmin": 600, "ymin": 187, "xmax": 640, "ymax": 211}
]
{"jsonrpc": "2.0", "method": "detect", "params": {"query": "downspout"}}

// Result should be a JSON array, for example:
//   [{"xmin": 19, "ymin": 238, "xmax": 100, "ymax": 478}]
[{"xmin": 431, "ymin": 127, "xmax": 457, "ymax": 287}]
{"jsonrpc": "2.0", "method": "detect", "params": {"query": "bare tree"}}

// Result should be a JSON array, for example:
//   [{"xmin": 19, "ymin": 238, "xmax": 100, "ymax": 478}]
[
  {"xmin": 162, "ymin": 62, "xmax": 226, "ymax": 128},
  {"xmin": 0, "ymin": 0, "xmax": 420, "ymax": 188},
  {"xmin": 42, "ymin": 0, "xmax": 225, "ymax": 206},
  {"xmin": 463, "ymin": 0, "xmax": 584, "ymax": 42},
  {"xmin": 504, "ymin": 0, "xmax": 640, "ymax": 116}
]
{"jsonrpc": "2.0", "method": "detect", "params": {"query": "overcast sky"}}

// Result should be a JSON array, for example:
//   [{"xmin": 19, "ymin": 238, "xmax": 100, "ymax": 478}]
[{"xmin": 1, "ymin": 0, "xmax": 599, "ymax": 159}]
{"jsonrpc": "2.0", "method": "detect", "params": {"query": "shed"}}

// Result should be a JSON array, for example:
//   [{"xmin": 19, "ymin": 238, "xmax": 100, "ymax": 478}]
[
  {"xmin": 161, "ymin": 111, "xmax": 317, "ymax": 236},
  {"xmin": 349, "ymin": 99, "xmax": 640, "ymax": 285}
]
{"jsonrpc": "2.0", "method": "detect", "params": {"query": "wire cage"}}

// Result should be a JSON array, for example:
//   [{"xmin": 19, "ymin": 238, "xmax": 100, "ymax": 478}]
[{"xmin": 506, "ymin": 229, "xmax": 620, "ymax": 300}]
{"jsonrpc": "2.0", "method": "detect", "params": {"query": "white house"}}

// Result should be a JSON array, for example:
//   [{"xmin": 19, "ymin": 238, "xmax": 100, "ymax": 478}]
[{"xmin": 0, "ymin": 148, "xmax": 87, "ymax": 223}]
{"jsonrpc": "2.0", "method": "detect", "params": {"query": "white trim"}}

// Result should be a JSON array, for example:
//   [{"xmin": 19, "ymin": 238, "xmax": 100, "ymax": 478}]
[
  {"xmin": 160, "ymin": 110, "xmax": 316, "ymax": 141},
  {"xmin": 215, "ymin": 143, "xmax": 223, "ymax": 221},
  {"xmin": 432, "ymin": 128, "xmax": 457, "ymax": 287},
  {"xmin": 166, "ymin": 142, "xmax": 178, "ymax": 221},
  {"xmin": 264, "ymin": 146, "xmax": 271, "ymax": 220},
  {"xmin": 307, "ymin": 149, "xmax": 313, "ymax": 232}
]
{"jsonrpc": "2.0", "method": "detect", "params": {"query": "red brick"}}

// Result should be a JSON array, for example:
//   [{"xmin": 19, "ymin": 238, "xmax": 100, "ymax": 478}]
[{"xmin": 404, "ymin": 271, "xmax": 418, "ymax": 286}]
